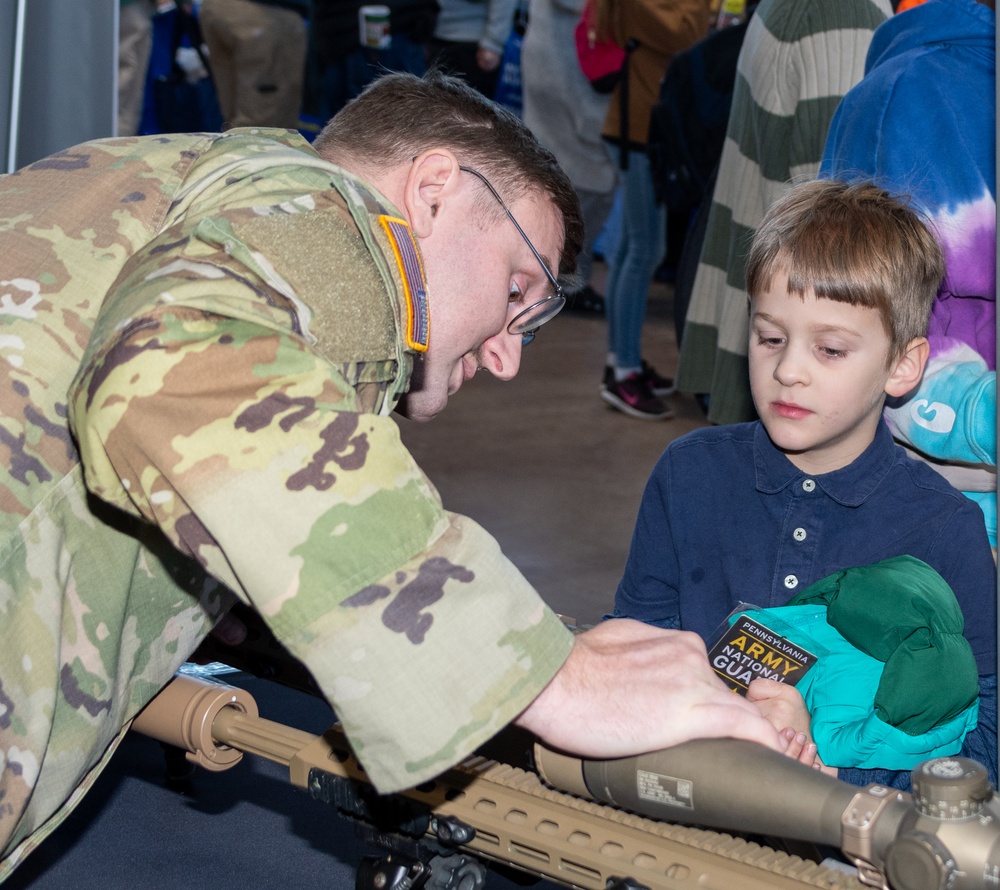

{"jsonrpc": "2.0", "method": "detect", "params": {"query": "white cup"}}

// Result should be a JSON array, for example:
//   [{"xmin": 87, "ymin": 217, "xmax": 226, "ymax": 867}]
[{"xmin": 359, "ymin": 5, "xmax": 391, "ymax": 49}]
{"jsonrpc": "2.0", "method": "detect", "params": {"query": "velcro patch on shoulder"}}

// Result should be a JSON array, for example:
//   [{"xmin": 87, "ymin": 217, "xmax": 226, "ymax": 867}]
[{"xmin": 379, "ymin": 215, "xmax": 429, "ymax": 353}]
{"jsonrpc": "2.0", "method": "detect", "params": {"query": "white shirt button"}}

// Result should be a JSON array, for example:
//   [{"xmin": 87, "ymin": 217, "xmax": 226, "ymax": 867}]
[
  {"xmin": 784, "ymin": 574, "xmax": 799, "ymax": 589},
  {"xmin": 802, "ymin": 479, "xmax": 816, "ymax": 492},
  {"xmin": 793, "ymin": 527, "xmax": 807, "ymax": 542}
]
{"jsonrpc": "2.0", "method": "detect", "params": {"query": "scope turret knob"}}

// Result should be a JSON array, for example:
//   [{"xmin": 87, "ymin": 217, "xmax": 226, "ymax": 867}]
[
  {"xmin": 910, "ymin": 757, "xmax": 992, "ymax": 819},
  {"xmin": 885, "ymin": 833, "xmax": 954, "ymax": 890}
]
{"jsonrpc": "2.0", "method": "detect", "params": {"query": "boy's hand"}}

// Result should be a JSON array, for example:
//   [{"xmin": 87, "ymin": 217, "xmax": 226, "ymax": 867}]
[
  {"xmin": 780, "ymin": 727, "xmax": 817, "ymax": 765},
  {"xmin": 750, "ymin": 679, "xmax": 838, "ymax": 776},
  {"xmin": 747, "ymin": 677, "xmax": 811, "ymax": 733},
  {"xmin": 779, "ymin": 726, "xmax": 837, "ymax": 779},
  {"xmin": 779, "ymin": 727, "xmax": 837, "ymax": 775}
]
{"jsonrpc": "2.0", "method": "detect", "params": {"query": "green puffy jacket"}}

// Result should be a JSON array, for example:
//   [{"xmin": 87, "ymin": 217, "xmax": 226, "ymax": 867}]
[{"xmin": 735, "ymin": 555, "xmax": 979, "ymax": 770}]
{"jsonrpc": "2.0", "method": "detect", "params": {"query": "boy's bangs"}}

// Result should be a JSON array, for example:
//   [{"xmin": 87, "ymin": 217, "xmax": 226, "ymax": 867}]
[{"xmin": 779, "ymin": 234, "xmax": 887, "ymax": 311}]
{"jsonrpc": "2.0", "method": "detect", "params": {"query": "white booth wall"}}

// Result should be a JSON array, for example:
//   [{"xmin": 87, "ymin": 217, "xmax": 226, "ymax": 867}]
[{"xmin": 1, "ymin": 0, "xmax": 116, "ymax": 172}]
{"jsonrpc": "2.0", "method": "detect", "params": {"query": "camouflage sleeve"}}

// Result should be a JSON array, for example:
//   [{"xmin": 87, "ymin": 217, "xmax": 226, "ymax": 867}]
[{"xmin": 69, "ymin": 245, "xmax": 572, "ymax": 794}]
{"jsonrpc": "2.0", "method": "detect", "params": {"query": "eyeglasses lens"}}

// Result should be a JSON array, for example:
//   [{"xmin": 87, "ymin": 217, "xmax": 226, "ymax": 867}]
[{"xmin": 508, "ymin": 294, "xmax": 567, "ymax": 342}]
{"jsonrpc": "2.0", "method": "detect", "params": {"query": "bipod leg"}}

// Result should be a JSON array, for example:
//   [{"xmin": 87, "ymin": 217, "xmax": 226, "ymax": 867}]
[
  {"xmin": 357, "ymin": 854, "xmax": 431, "ymax": 890},
  {"xmin": 427, "ymin": 854, "xmax": 488, "ymax": 890}
]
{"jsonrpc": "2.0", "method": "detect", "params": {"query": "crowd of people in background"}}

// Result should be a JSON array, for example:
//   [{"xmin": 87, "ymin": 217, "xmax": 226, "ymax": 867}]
[
  {"xmin": 118, "ymin": 0, "xmax": 519, "ymax": 139},
  {"xmin": 118, "ymin": 0, "xmax": 995, "ymax": 526}
]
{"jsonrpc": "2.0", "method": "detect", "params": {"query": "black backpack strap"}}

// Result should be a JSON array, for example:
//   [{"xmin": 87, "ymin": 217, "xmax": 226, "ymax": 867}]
[
  {"xmin": 174, "ymin": 4, "xmax": 215, "ymax": 82},
  {"xmin": 617, "ymin": 38, "xmax": 638, "ymax": 171}
]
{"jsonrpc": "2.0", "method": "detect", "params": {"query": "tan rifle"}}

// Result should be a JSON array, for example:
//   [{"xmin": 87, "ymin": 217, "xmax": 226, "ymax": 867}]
[{"xmin": 133, "ymin": 674, "xmax": 1000, "ymax": 890}]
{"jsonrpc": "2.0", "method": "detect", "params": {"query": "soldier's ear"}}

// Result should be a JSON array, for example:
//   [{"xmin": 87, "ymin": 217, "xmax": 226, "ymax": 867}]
[{"xmin": 403, "ymin": 149, "xmax": 461, "ymax": 239}]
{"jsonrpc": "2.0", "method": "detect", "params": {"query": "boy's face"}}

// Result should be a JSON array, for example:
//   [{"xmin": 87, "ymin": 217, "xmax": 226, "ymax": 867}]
[{"xmin": 749, "ymin": 269, "xmax": 903, "ymax": 476}]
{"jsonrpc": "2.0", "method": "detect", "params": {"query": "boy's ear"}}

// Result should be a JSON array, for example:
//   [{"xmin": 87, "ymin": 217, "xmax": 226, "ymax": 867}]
[
  {"xmin": 885, "ymin": 336, "xmax": 930, "ymax": 398},
  {"xmin": 402, "ymin": 149, "xmax": 461, "ymax": 239}
]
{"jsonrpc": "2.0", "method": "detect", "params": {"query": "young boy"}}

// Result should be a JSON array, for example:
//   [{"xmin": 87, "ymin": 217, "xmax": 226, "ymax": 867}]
[{"xmin": 611, "ymin": 179, "xmax": 997, "ymax": 789}]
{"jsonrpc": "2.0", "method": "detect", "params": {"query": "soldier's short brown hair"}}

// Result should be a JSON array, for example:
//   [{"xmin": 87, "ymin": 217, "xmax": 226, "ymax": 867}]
[
  {"xmin": 313, "ymin": 69, "xmax": 583, "ymax": 278},
  {"xmin": 746, "ymin": 179, "xmax": 944, "ymax": 360}
]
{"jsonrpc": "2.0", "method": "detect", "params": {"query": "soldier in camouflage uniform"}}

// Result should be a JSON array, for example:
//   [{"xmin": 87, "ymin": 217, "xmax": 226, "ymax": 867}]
[{"xmin": 0, "ymin": 72, "xmax": 779, "ymax": 879}]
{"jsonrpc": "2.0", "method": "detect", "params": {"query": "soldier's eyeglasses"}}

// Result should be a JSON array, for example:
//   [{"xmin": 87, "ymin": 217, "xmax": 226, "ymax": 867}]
[{"xmin": 459, "ymin": 165, "xmax": 566, "ymax": 346}]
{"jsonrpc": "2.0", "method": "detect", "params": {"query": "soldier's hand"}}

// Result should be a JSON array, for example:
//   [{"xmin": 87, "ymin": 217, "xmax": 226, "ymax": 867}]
[{"xmin": 515, "ymin": 618, "xmax": 782, "ymax": 757}]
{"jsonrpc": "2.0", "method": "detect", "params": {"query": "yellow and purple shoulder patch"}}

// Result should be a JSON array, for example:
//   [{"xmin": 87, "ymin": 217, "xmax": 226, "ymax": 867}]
[{"xmin": 379, "ymin": 215, "xmax": 429, "ymax": 353}]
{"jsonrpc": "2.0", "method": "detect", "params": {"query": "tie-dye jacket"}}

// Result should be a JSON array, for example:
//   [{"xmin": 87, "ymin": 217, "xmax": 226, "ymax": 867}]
[
  {"xmin": 820, "ymin": 0, "xmax": 997, "ymax": 542},
  {"xmin": 0, "ymin": 130, "xmax": 572, "ymax": 878}
]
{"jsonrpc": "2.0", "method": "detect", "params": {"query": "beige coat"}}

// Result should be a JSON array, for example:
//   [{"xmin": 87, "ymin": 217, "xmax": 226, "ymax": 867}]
[{"xmin": 600, "ymin": 0, "xmax": 711, "ymax": 155}]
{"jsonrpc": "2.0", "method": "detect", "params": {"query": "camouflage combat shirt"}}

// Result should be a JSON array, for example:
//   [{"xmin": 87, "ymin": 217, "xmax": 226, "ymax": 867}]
[{"xmin": 0, "ymin": 129, "xmax": 573, "ymax": 876}]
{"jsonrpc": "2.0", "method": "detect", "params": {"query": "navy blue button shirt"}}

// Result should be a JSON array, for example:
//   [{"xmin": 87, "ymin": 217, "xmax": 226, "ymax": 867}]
[
  {"xmin": 615, "ymin": 420, "xmax": 995, "ymax": 670},
  {"xmin": 612, "ymin": 419, "xmax": 997, "ymax": 790}
]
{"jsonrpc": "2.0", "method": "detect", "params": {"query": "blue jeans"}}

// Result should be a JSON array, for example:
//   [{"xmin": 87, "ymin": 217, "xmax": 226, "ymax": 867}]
[
  {"xmin": 320, "ymin": 36, "xmax": 427, "ymax": 118},
  {"xmin": 605, "ymin": 150, "xmax": 665, "ymax": 370}
]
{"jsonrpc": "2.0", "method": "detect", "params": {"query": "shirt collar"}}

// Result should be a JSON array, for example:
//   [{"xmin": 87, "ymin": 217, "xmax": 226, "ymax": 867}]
[{"xmin": 753, "ymin": 420, "xmax": 897, "ymax": 506}]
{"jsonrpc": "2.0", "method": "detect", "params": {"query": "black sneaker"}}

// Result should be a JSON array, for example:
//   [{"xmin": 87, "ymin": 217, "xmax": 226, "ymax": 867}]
[
  {"xmin": 601, "ymin": 364, "xmax": 614, "ymax": 392},
  {"xmin": 602, "ymin": 362, "xmax": 677, "ymax": 397},
  {"xmin": 601, "ymin": 372, "xmax": 674, "ymax": 420},
  {"xmin": 642, "ymin": 360, "xmax": 676, "ymax": 397},
  {"xmin": 566, "ymin": 285, "xmax": 606, "ymax": 315}
]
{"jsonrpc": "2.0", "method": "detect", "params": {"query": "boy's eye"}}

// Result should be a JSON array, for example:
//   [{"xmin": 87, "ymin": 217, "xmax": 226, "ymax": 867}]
[
  {"xmin": 755, "ymin": 334, "xmax": 784, "ymax": 347},
  {"xmin": 819, "ymin": 346, "xmax": 847, "ymax": 359},
  {"xmin": 508, "ymin": 284, "xmax": 523, "ymax": 304}
]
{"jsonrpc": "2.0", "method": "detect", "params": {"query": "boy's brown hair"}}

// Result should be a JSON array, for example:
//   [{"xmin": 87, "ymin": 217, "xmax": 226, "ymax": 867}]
[{"xmin": 746, "ymin": 179, "xmax": 944, "ymax": 360}]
